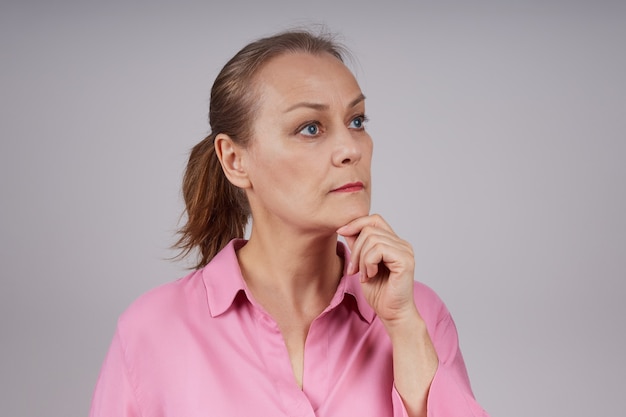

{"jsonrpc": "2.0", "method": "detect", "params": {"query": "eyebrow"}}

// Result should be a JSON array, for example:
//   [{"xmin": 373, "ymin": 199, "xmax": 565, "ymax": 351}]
[{"xmin": 284, "ymin": 93, "xmax": 366, "ymax": 113}]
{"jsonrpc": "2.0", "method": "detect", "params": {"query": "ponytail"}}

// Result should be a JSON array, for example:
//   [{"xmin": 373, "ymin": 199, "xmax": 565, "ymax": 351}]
[{"xmin": 175, "ymin": 134, "xmax": 249, "ymax": 268}]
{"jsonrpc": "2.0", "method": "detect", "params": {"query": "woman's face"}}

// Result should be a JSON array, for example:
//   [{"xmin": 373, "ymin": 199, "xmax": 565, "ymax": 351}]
[{"xmin": 243, "ymin": 51, "xmax": 373, "ymax": 234}]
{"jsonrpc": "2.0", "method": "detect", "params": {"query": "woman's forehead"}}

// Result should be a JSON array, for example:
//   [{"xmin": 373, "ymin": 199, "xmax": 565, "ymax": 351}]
[{"xmin": 254, "ymin": 52, "xmax": 362, "ymax": 111}]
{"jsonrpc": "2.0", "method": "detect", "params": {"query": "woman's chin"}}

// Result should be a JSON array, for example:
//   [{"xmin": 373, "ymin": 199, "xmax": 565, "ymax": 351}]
[{"xmin": 334, "ymin": 208, "xmax": 370, "ymax": 229}]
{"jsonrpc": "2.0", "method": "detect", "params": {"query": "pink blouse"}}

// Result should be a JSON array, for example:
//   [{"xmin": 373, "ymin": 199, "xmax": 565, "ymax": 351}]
[{"xmin": 90, "ymin": 239, "xmax": 489, "ymax": 416}]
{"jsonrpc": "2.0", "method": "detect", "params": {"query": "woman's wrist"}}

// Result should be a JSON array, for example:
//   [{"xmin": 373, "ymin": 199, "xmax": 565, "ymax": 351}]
[{"xmin": 380, "ymin": 305, "xmax": 425, "ymax": 337}]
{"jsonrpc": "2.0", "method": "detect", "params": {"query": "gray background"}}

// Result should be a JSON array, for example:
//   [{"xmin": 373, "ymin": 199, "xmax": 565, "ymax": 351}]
[{"xmin": 1, "ymin": 1, "xmax": 624, "ymax": 416}]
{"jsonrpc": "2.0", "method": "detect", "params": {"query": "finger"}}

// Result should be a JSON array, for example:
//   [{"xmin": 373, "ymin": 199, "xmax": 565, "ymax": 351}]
[
  {"xmin": 348, "ymin": 226, "xmax": 393, "ymax": 275},
  {"xmin": 359, "ymin": 234, "xmax": 414, "ymax": 281},
  {"xmin": 359, "ymin": 235, "xmax": 395, "ymax": 281},
  {"xmin": 342, "ymin": 234, "xmax": 357, "ymax": 252},
  {"xmin": 364, "ymin": 262, "xmax": 379, "ymax": 283},
  {"xmin": 336, "ymin": 213, "xmax": 394, "ymax": 239},
  {"xmin": 337, "ymin": 214, "xmax": 394, "ymax": 269}
]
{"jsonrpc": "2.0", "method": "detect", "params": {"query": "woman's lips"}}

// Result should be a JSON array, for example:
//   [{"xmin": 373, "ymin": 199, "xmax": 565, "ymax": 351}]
[{"xmin": 331, "ymin": 182, "xmax": 364, "ymax": 192}]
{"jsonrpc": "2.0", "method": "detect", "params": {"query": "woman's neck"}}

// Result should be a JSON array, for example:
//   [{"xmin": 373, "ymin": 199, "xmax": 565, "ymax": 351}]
[{"xmin": 236, "ymin": 226, "xmax": 344, "ymax": 315}]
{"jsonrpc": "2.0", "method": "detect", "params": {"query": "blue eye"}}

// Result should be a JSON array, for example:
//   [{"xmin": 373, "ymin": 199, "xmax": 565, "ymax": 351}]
[
  {"xmin": 299, "ymin": 123, "xmax": 320, "ymax": 136},
  {"xmin": 349, "ymin": 115, "xmax": 367, "ymax": 129}
]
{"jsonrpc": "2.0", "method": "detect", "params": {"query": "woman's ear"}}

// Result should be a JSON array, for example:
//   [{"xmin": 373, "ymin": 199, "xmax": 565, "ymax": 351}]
[{"xmin": 214, "ymin": 133, "xmax": 251, "ymax": 189}]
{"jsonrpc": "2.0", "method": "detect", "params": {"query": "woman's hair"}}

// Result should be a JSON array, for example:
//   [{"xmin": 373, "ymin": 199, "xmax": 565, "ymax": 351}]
[{"xmin": 175, "ymin": 29, "xmax": 349, "ymax": 268}]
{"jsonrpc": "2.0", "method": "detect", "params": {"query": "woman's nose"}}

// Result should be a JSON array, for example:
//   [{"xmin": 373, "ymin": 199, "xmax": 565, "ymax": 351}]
[{"xmin": 332, "ymin": 127, "xmax": 363, "ymax": 167}]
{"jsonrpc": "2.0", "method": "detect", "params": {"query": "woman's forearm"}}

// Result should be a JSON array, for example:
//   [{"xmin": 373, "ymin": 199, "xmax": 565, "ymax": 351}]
[{"xmin": 384, "ymin": 309, "xmax": 439, "ymax": 417}]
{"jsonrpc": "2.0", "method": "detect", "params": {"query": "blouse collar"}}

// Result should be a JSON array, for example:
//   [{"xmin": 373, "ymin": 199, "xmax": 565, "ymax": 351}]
[{"xmin": 202, "ymin": 239, "xmax": 375, "ymax": 323}]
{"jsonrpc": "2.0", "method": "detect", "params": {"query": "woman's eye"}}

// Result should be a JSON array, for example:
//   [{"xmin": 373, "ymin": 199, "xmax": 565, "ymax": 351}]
[
  {"xmin": 349, "ymin": 115, "xmax": 367, "ymax": 129},
  {"xmin": 299, "ymin": 123, "xmax": 320, "ymax": 136}
]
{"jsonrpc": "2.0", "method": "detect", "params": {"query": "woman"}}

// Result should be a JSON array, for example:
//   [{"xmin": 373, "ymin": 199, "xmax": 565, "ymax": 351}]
[{"xmin": 90, "ymin": 30, "xmax": 489, "ymax": 417}]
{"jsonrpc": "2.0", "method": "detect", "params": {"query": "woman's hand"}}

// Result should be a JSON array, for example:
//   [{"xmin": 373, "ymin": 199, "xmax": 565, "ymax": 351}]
[
  {"xmin": 337, "ymin": 214, "xmax": 437, "ymax": 417},
  {"xmin": 336, "ymin": 214, "xmax": 418, "ymax": 326}
]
